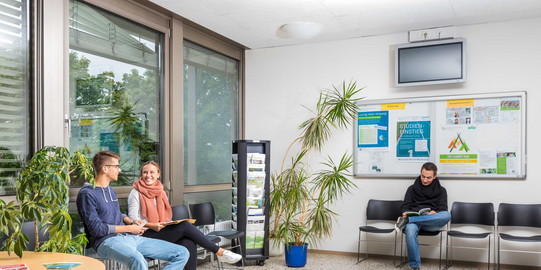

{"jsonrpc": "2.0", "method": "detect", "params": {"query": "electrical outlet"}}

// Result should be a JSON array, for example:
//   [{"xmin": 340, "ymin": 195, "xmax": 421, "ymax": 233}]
[{"xmin": 409, "ymin": 27, "xmax": 456, "ymax": 42}]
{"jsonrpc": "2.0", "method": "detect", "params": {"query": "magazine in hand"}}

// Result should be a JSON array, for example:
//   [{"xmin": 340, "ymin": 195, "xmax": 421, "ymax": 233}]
[
  {"xmin": 162, "ymin": 219, "xmax": 196, "ymax": 226},
  {"xmin": 42, "ymin": 262, "xmax": 82, "ymax": 269},
  {"xmin": 405, "ymin": 208, "xmax": 431, "ymax": 216}
]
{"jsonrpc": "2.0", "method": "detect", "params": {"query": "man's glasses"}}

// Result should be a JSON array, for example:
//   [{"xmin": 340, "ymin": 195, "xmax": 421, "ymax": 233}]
[{"xmin": 105, "ymin": 165, "xmax": 121, "ymax": 169}]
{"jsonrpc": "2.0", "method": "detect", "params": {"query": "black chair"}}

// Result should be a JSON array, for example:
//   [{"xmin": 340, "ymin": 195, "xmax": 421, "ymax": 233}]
[
  {"xmin": 172, "ymin": 204, "xmax": 221, "ymax": 266},
  {"xmin": 445, "ymin": 202, "xmax": 495, "ymax": 270},
  {"xmin": 173, "ymin": 204, "xmax": 221, "ymax": 245},
  {"xmin": 0, "ymin": 233, "xmax": 7, "ymax": 249},
  {"xmin": 172, "ymin": 204, "xmax": 191, "ymax": 220},
  {"xmin": 21, "ymin": 221, "xmax": 49, "ymax": 251},
  {"xmin": 496, "ymin": 203, "xmax": 541, "ymax": 270},
  {"xmin": 357, "ymin": 199, "xmax": 403, "ymax": 265},
  {"xmin": 190, "ymin": 202, "xmax": 245, "ymax": 269}
]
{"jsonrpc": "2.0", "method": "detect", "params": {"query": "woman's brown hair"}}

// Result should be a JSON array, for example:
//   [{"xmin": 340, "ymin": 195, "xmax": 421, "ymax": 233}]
[{"xmin": 139, "ymin": 160, "xmax": 161, "ymax": 177}]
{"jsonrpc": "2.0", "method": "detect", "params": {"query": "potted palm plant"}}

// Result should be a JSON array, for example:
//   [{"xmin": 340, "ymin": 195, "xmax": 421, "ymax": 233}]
[
  {"xmin": 0, "ymin": 146, "xmax": 94, "ymax": 258},
  {"xmin": 269, "ymin": 80, "xmax": 363, "ymax": 267}
]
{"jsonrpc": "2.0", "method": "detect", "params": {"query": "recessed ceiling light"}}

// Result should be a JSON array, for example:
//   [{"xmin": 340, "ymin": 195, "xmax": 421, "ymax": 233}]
[{"xmin": 279, "ymin": 22, "xmax": 322, "ymax": 39}]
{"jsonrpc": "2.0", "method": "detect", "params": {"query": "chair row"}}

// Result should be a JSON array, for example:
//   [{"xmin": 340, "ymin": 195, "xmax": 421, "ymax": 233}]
[
  {"xmin": 357, "ymin": 199, "xmax": 541, "ymax": 270},
  {"xmin": 84, "ymin": 202, "xmax": 242, "ymax": 270},
  {"xmin": 356, "ymin": 199, "xmax": 446, "ymax": 269}
]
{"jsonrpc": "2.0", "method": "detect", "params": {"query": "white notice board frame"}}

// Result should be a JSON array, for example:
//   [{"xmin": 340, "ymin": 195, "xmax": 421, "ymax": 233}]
[{"xmin": 353, "ymin": 91, "xmax": 526, "ymax": 179}]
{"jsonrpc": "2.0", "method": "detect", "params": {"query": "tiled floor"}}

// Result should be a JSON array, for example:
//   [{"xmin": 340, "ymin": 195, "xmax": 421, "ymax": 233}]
[{"xmin": 197, "ymin": 253, "xmax": 485, "ymax": 270}]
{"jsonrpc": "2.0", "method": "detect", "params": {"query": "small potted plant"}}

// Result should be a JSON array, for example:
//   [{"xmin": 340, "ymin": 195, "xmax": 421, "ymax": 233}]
[
  {"xmin": 269, "ymin": 80, "xmax": 363, "ymax": 267},
  {"xmin": 0, "ymin": 146, "xmax": 94, "ymax": 258}
]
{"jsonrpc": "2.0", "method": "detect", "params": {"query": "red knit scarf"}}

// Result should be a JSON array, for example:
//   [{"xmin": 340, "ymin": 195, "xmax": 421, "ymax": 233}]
[{"xmin": 132, "ymin": 179, "xmax": 172, "ymax": 223}]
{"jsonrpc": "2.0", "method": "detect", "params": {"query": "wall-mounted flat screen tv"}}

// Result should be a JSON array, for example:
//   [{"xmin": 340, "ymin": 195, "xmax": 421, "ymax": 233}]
[{"xmin": 395, "ymin": 38, "xmax": 466, "ymax": 87}]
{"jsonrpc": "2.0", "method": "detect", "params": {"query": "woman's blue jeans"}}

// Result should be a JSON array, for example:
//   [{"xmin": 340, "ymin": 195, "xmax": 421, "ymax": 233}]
[
  {"xmin": 97, "ymin": 234, "xmax": 189, "ymax": 270},
  {"xmin": 404, "ymin": 211, "xmax": 451, "ymax": 269}
]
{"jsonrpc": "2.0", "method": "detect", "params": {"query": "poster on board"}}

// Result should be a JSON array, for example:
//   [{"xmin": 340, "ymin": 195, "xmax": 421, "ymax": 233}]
[
  {"xmin": 357, "ymin": 111, "xmax": 389, "ymax": 148},
  {"xmin": 353, "ymin": 92, "xmax": 526, "ymax": 179},
  {"xmin": 396, "ymin": 120, "xmax": 431, "ymax": 161}
]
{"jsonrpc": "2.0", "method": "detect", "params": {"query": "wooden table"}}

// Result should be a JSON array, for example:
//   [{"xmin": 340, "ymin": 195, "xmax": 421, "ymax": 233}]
[{"xmin": 0, "ymin": 251, "xmax": 105, "ymax": 270}]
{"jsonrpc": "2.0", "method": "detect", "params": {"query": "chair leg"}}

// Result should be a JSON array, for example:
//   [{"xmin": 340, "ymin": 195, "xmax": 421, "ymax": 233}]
[
  {"xmin": 216, "ymin": 255, "xmax": 223, "ymax": 270},
  {"xmin": 104, "ymin": 259, "xmax": 116, "ymax": 270},
  {"xmin": 487, "ymin": 235, "xmax": 491, "ymax": 270},
  {"xmin": 439, "ymin": 233, "xmax": 443, "ymax": 270},
  {"xmin": 497, "ymin": 236, "xmax": 500, "ymax": 270},
  {"xmin": 444, "ymin": 235, "xmax": 452, "ymax": 270},
  {"xmin": 217, "ymin": 237, "xmax": 244, "ymax": 270},
  {"xmin": 356, "ymin": 230, "xmax": 361, "ymax": 263},
  {"xmin": 392, "ymin": 232, "xmax": 396, "ymax": 266},
  {"xmin": 356, "ymin": 229, "xmax": 368, "ymax": 264},
  {"xmin": 396, "ymin": 232, "xmax": 407, "ymax": 268},
  {"xmin": 237, "ymin": 237, "xmax": 245, "ymax": 269},
  {"xmin": 444, "ymin": 235, "xmax": 494, "ymax": 270},
  {"xmin": 365, "ymin": 234, "xmax": 369, "ymax": 264}
]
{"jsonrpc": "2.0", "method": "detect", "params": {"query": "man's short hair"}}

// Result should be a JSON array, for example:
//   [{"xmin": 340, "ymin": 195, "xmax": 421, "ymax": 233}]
[
  {"xmin": 92, "ymin": 150, "xmax": 120, "ymax": 176},
  {"xmin": 421, "ymin": 162, "xmax": 438, "ymax": 175}
]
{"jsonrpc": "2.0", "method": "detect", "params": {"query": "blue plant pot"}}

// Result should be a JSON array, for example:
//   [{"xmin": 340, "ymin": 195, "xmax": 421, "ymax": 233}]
[{"xmin": 284, "ymin": 242, "xmax": 308, "ymax": 267}]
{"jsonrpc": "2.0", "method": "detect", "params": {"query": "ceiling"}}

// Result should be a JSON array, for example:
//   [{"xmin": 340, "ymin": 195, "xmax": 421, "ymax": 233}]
[{"xmin": 149, "ymin": 0, "xmax": 541, "ymax": 49}]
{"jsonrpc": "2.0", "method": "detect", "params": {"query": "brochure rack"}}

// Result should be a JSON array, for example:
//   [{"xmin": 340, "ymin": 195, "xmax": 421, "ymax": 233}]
[{"xmin": 232, "ymin": 140, "xmax": 270, "ymax": 266}]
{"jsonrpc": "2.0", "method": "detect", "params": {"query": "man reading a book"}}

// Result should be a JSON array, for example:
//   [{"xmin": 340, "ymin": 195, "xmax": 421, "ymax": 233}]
[
  {"xmin": 77, "ymin": 151, "xmax": 189, "ymax": 270},
  {"xmin": 395, "ymin": 162, "xmax": 451, "ymax": 270}
]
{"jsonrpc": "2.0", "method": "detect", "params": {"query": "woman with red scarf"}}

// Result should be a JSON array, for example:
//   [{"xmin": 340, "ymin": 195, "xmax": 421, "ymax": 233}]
[{"xmin": 128, "ymin": 161, "xmax": 241, "ymax": 269}]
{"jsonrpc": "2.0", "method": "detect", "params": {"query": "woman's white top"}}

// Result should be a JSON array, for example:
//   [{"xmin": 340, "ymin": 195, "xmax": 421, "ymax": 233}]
[{"xmin": 127, "ymin": 189, "xmax": 157, "ymax": 227}]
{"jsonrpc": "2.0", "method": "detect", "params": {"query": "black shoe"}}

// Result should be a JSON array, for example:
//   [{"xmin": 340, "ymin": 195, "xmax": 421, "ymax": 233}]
[{"xmin": 395, "ymin": 216, "xmax": 408, "ymax": 233}]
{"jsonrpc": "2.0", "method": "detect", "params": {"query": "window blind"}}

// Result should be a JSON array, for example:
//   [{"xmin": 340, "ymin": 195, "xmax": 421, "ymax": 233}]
[
  {"xmin": 183, "ymin": 42, "xmax": 238, "ymax": 76},
  {"xmin": 0, "ymin": 0, "xmax": 29, "ymax": 195},
  {"xmin": 68, "ymin": 0, "xmax": 158, "ymax": 70}
]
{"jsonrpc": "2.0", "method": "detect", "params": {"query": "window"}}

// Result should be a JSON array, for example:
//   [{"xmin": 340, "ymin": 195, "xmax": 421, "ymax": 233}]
[
  {"xmin": 183, "ymin": 40, "xmax": 239, "ymax": 214},
  {"xmin": 68, "ymin": 0, "xmax": 164, "ymax": 186},
  {"xmin": 183, "ymin": 41, "xmax": 239, "ymax": 186},
  {"xmin": 0, "ymin": 0, "xmax": 31, "ymax": 195}
]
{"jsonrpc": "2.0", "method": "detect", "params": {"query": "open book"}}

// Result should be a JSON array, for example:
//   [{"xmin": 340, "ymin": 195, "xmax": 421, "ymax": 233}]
[
  {"xmin": 162, "ymin": 219, "xmax": 196, "ymax": 226},
  {"xmin": 405, "ymin": 208, "xmax": 431, "ymax": 216}
]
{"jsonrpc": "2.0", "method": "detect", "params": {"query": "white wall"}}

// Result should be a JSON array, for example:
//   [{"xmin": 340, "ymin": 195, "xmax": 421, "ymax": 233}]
[
  {"xmin": 245, "ymin": 17, "xmax": 541, "ymax": 267},
  {"xmin": 43, "ymin": 0, "xmax": 67, "ymax": 147}
]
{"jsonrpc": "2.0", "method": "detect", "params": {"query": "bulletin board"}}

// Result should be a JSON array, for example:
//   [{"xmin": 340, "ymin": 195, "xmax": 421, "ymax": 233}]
[{"xmin": 353, "ymin": 91, "xmax": 526, "ymax": 179}]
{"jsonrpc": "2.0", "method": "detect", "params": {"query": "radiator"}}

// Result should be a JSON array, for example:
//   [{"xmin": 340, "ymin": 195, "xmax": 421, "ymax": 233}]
[{"xmin": 205, "ymin": 220, "xmax": 232, "ymax": 246}]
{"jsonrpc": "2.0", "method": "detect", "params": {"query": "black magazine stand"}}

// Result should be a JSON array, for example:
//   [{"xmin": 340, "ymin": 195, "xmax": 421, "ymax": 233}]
[{"xmin": 232, "ymin": 140, "xmax": 270, "ymax": 266}]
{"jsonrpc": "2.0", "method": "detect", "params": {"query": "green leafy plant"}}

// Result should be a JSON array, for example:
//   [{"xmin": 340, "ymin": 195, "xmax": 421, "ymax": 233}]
[
  {"xmin": 109, "ymin": 102, "xmax": 155, "ymax": 185},
  {"xmin": 0, "ymin": 146, "xmax": 94, "ymax": 258},
  {"xmin": 269, "ymin": 80, "xmax": 363, "ymax": 247}
]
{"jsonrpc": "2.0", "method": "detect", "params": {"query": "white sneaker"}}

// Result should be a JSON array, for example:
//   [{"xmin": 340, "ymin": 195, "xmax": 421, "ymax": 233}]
[{"xmin": 219, "ymin": 250, "xmax": 242, "ymax": 264}]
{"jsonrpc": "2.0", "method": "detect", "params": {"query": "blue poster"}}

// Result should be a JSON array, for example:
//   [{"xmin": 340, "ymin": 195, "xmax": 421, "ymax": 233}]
[
  {"xmin": 357, "ymin": 111, "xmax": 389, "ymax": 148},
  {"xmin": 100, "ymin": 132, "xmax": 120, "ymax": 154},
  {"xmin": 396, "ymin": 121, "xmax": 431, "ymax": 158}
]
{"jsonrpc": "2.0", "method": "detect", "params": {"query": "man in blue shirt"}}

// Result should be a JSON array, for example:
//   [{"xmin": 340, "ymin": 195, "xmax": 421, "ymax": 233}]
[{"xmin": 77, "ymin": 150, "xmax": 188, "ymax": 270}]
